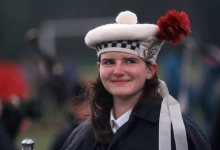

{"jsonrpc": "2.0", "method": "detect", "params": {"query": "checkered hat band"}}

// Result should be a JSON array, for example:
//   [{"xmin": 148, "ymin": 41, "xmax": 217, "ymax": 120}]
[{"xmin": 96, "ymin": 40, "xmax": 140, "ymax": 52}]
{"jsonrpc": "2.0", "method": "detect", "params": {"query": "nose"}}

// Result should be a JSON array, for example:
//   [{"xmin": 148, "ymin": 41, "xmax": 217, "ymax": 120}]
[{"xmin": 113, "ymin": 63, "xmax": 125, "ymax": 77}]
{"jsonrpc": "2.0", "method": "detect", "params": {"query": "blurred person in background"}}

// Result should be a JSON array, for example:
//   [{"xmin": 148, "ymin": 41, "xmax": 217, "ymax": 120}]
[
  {"xmin": 61, "ymin": 10, "xmax": 211, "ymax": 150},
  {"xmin": 25, "ymin": 28, "xmax": 81, "ymax": 106},
  {"xmin": 25, "ymin": 27, "xmax": 85, "ymax": 150},
  {"xmin": 196, "ymin": 44, "xmax": 220, "ymax": 150},
  {"xmin": 209, "ymin": 77, "xmax": 220, "ymax": 150},
  {"xmin": 193, "ymin": 44, "xmax": 220, "ymax": 131},
  {"xmin": 0, "ymin": 101, "xmax": 18, "ymax": 150},
  {"xmin": 0, "ymin": 59, "xmax": 41, "ymax": 140}
]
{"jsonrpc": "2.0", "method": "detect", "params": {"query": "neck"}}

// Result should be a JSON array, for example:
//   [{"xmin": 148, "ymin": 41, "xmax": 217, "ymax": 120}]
[{"xmin": 112, "ymin": 94, "xmax": 140, "ymax": 120}]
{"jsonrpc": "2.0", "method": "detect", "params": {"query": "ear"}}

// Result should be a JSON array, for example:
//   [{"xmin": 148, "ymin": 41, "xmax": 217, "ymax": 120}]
[
  {"xmin": 97, "ymin": 62, "xmax": 100, "ymax": 70},
  {"xmin": 146, "ymin": 62, "xmax": 158, "ymax": 80}
]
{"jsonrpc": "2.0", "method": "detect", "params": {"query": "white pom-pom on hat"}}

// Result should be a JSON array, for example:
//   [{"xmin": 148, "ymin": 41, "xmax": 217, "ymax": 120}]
[{"xmin": 116, "ymin": 11, "xmax": 138, "ymax": 24}]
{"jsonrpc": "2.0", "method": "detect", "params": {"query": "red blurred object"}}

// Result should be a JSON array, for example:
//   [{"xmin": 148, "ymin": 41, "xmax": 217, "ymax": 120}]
[
  {"xmin": 0, "ymin": 60, "xmax": 30, "ymax": 102},
  {"xmin": 157, "ymin": 10, "xmax": 191, "ymax": 45}
]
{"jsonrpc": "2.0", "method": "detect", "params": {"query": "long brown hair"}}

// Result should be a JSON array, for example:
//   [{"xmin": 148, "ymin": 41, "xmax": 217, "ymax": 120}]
[{"xmin": 83, "ymin": 62, "xmax": 160, "ymax": 144}]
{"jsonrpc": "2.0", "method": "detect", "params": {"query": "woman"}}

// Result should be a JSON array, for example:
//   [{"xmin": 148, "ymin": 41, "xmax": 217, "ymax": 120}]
[{"xmin": 61, "ymin": 10, "xmax": 211, "ymax": 150}]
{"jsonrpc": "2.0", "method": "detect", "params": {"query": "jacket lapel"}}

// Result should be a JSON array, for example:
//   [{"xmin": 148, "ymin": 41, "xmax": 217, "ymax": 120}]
[
  {"xmin": 108, "ymin": 117, "xmax": 134, "ymax": 150},
  {"xmin": 99, "ymin": 93, "xmax": 163, "ymax": 150}
]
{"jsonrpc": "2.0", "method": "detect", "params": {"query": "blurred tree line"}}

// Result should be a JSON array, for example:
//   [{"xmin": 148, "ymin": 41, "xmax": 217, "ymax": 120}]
[{"xmin": 0, "ymin": 0, "xmax": 220, "ymax": 60}]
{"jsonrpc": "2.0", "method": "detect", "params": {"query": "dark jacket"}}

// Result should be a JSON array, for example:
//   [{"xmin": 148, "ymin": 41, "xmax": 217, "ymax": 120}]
[{"xmin": 61, "ymin": 94, "xmax": 211, "ymax": 150}]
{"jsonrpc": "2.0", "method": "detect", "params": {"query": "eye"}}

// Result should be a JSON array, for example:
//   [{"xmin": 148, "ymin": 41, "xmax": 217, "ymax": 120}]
[
  {"xmin": 106, "ymin": 61, "xmax": 113, "ymax": 64},
  {"xmin": 126, "ymin": 60, "xmax": 135, "ymax": 63},
  {"xmin": 103, "ymin": 60, "xmax": 114, "ymax": 65}
]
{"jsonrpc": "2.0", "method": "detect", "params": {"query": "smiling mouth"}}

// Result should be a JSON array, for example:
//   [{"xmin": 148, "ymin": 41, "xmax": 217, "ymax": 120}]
[{"xmin": 112, "ymin": 80, "xmax": 130, "ymax": 84}]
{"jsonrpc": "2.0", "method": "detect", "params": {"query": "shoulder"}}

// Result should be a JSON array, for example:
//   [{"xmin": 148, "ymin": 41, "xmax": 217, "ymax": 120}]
[
  {"xmin": 61, "ymin": 119, "xmax": 97, "ymax": 150},
  {"xmin": 182, "ymin": 114, "xmax": 211, "ymax": 150}
]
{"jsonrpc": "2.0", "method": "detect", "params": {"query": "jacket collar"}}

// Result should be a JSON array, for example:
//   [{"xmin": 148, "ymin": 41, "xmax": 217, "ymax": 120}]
[
  {"xmin": 96, "ymin": 93, "xmax": 163, "ymax": 150},
  {"xmin": 108, "ymin": 93, "xmax": 162, "ymax": 150},
  {"xmin": 134, "ymin": 92, "xmax": 163, "ymax": 123},
  {"xmin": 98, "ymin": 92, "xmax": 163, "ymax": 128}
]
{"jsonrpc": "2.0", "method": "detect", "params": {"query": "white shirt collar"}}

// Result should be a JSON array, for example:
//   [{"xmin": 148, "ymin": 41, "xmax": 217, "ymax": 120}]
[{"xmin": 110, "ymin": 107, "xmax": 132, "ymax": 134}]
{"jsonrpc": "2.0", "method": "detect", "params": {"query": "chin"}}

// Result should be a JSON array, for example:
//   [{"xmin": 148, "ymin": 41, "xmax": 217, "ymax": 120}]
[
  {"xmin": 109, "ymin": 88, "xmax": 143, "ymax": 100},
  {"xmin": 111, "ymin": 91, "xmax": 133, "ymax": 98}
]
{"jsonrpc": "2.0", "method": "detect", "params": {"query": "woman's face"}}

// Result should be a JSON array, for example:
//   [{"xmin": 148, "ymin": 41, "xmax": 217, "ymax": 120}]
[{"xmin": 97, "ymin": 52, "xmax": 157, "ymax": 99}]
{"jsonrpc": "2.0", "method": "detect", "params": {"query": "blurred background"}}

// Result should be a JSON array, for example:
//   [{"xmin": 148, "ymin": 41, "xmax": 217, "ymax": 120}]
[{"xmin": 0, "ymin": 0, "xmax": 220, "ymax": 150}]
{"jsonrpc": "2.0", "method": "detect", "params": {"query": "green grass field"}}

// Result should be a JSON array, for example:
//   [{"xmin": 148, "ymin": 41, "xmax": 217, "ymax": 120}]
[
  {"xmin": 15, "ymin": 118, "xmax": 63, "ymax": 150},
  {"xmin": 15, "ymin": 102, "xmax": 71, "ymax": 150}
]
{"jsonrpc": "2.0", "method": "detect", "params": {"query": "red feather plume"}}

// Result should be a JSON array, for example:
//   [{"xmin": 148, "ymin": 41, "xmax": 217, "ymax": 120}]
[{"xmin": 157, "ymin": 10, "xmax": 191, "ymax": 45}]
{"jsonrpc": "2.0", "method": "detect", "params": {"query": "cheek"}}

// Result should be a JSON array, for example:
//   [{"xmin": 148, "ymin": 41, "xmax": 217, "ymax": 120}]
[
  {"xmin": 99, "ymin": 68, "xmax": 111, "ymax": 81},
  {"xmin": 130, "ymin": 66, "xmax": 148, "ymax": 79}
]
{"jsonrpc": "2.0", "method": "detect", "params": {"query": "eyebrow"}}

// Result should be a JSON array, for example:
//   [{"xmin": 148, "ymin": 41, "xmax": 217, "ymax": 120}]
[
  {"xmin": 101, "ymin": 58, "xmax": 114, "ymax": 62},
  {"xmin": 123, "ymin": 57, "xmax": 139, "ymax": 60},
  {"xmin": 101, "ymin": 57, "xmax": 139, "ymax": 61}
]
